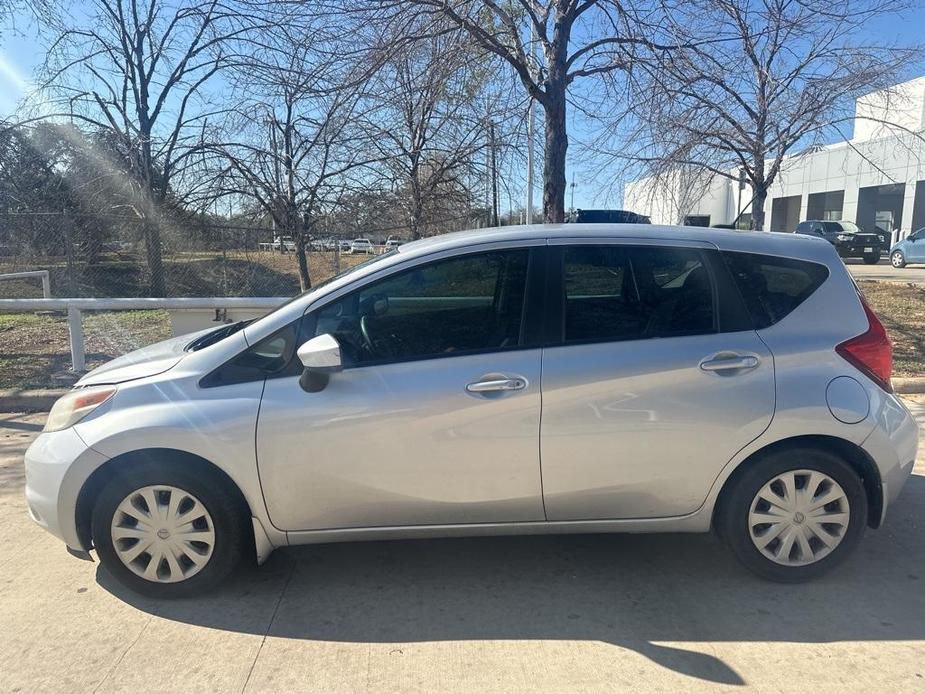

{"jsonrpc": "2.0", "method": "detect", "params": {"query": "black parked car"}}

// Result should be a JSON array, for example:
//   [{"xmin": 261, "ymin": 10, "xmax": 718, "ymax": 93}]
[
  {"xmin": 567, "ymin": 209, "xmax": 651, "ymax": 224},
  {"xmin": 794, "ymin": 220, "xmax": 883, "ymax": 265}
]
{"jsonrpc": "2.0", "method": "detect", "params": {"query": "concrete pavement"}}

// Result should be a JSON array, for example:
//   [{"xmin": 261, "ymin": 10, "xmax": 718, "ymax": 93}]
[
  {"xmin": 845, "ymin": 258, "xmax": 925, "ymax": 283},
  {"xmin": 1, "ymin": 401, "xmax": 924, "ymax": 693}
]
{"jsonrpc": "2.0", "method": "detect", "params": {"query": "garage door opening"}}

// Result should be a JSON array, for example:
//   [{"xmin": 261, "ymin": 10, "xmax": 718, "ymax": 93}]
[
  {"xmin": 769, "ymin": 195, "xmax": 801, "ymax": 232},
  {"xmin": 806, "ymin": 190, "xmax": 845, "ymax": 221},
  {"xmin": 857, "ymin": 184, "xmax": 905, "ymax": 241},
  {"xmin": 910, "ymin": 181, "xmax": 925, "ymax": 235}
]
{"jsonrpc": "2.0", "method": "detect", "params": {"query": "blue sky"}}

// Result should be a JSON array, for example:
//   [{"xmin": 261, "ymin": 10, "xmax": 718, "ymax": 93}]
[{"xmin": 2, "ymin": 3, "xmax": 924, "ymax": 210}]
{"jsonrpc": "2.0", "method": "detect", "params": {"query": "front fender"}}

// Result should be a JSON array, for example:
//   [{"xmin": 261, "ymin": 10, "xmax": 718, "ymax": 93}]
[{"xmin": 72, "ymin": 373, "xmax": 286, "ymax": 547}]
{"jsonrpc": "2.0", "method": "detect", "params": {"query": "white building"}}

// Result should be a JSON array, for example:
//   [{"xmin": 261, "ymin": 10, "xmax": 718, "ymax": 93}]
[{"xmin": 624, "ymin": 76, "xmax": 925, "ymax": 240}]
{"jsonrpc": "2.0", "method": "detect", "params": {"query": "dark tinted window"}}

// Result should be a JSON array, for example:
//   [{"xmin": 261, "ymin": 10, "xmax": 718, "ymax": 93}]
[
  {"xmin": 311, "ymin": 249, "xmax": 529, "ymax": 366},
  {"xmin": 722, "ymin": 251, "xmax": 829, "ymax": 329},
  {"xmin": 561, "ymin": 245, "xmax": 715, "ymax": 343},
  {"xmin": 200, "ymin": 322, "xmax": 299, "ymax": 387}
]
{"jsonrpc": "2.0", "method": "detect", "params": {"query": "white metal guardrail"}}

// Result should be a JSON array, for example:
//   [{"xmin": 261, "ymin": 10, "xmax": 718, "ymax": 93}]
[
  {"xmin": 0, "ymin": 270, "xmax": 52, "ymax": 298},
  {"xmin": 0, "ymin": 297, "xmax": 288, "ymax": 373}
]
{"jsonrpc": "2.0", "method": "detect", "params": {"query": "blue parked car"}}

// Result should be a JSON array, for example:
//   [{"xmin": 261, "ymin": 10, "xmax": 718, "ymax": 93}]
[{"xmin": 890, "ymin": 228, "xmax": 925, "ymax": 268}]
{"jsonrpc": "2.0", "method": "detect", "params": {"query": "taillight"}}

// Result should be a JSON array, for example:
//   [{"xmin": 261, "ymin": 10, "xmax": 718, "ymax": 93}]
[{"xmin": 835, "ymin": 294, "xmax": 892, "ymax": 392}]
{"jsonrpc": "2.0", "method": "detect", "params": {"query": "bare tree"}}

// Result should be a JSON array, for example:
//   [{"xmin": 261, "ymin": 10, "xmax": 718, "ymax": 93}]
[
  {"xmin": 617, "ymin": 0, "xmax": 915, "ymax": 230},
  {"xmin": 36, "ymin": 0, "xmax": 255, "ymax": 295},
  {"xmin": 209, "ymin": 29, "xmax": 378, "ymax": 290},
  {"xmin": 371, "ymin": 31, "xmax": 509, "ymax": 239},
  {"xmin": 358, "ymin": 0, "xmax": 680, "ymax": 223}
]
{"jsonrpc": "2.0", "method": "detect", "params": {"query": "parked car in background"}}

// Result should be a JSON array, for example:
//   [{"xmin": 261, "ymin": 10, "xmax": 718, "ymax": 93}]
[
  {"xmin": 24, "ymin": 224, "xmax": 918, "ymax": 597},
  {"xmin": 349, "ymin": 238, "xmax": 373, "ymax": 254},
  {"xmin": 385, "ymin": 239, "xmax": 403, "ymax": 249},
  {"xmin": 794, "ymin": 220, "xmax": 882, "ymax": 264},
  {"xmin": 270, "ymin": 236, "xmax": 296, "ymax": 252},
  {"xmin": 566, "ymin": 209, "xmax": 651, "ymax": 224},
  {"xmin": 889, "ymin": 228, "xmax": 925, "ymax": 268}
]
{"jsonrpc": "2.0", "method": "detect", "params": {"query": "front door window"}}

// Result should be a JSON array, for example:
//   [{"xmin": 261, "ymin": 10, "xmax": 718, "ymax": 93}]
[{"xmin": 310, "ymin": 249, "xmax": 530, "ymax": 366}]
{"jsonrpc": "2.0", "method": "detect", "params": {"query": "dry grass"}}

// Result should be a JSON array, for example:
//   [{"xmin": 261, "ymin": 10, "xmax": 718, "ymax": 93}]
[
  {"xmin": 0, "ymin": 310, "xmax": 171, "ymax": 389},
  {"xmin": 858, "ymin": 281, "xmax": 925, "ymax": 378},
  {"xmin": 0, "ymin": 249, "xmax": 369, "ymax": 298}
]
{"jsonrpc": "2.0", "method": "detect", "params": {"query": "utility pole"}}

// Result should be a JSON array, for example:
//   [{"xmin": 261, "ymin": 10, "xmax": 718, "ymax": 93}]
[
  {"xmin": 526, "ymin": 22, "xmax": 536, "ymax": 225},
  {"xmin": 490, "ymin": 120, "xmax": 499, "ymax": 227}
]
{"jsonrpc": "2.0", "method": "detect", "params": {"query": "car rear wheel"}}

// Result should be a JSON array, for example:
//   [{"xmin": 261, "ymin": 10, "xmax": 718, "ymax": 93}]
[
  {"xmin": 891, "ymin": 251, "xmax": 906, "ymax": 268},
  {"xmin": 92, "ymin": 461, "xmax": 247, "ymax": 598},
  {"xmin": 863, "ymin": 253, "xmax": 880, "ymax": 265},
  {"xmin": 719, "ymin": 447, "xmax": 867, "ymax": 582}
]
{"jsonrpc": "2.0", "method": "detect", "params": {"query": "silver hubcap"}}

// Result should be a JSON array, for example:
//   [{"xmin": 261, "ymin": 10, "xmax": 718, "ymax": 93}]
[
  {"xmin": 110, "ymin": 485, "xmax": 215, "ymax": 583},
  {"xmin": 892, "ymin": 253, "xmax": 903, "ymax": 267},
  {"xmin": 748, "ymin": 469, "xmax": 850, "ymax": 566}
]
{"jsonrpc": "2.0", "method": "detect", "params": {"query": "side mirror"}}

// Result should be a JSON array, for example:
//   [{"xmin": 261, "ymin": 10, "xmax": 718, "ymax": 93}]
[{"xmin": 297, "ymin": 334, "xmax": 343, "ymax": 392}]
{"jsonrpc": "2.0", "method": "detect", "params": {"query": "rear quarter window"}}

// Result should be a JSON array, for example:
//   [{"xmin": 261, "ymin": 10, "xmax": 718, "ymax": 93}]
[{"xmin": 722, "ymin": 251, "xmax": 829, "ymax": 329}]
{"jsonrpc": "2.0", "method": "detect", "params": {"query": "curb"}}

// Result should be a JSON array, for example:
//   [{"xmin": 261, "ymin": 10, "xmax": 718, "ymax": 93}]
[
  {"xmin": 3, "ymin": 376, "xmax": 925, "ymax": 414},
  {"xmin": 892, "ymin": 377, "xmax": 925, "ymax": 395},
  {"xmin": 0, "ymin": 389, "xmax": 69, "ymax": 412}
]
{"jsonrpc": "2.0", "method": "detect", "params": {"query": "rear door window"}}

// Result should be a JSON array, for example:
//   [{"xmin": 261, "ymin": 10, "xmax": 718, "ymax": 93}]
[
  {"xmin": 722, "ymin": 251, "xmax": 829, "ymax": 329},
  {"xmin": 559, "ymin": 245, "xmax": 716, "ymax": 343}
]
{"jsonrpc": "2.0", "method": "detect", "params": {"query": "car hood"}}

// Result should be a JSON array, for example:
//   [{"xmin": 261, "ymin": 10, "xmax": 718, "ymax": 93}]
[{"xmin": 75, "ymin": 326, "xmax": 215, "ymax": 387}]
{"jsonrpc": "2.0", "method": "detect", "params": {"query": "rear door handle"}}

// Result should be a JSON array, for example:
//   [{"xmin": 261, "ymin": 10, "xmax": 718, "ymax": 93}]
[
  {"xmin": 700, "ymin": 355, "xmax": 760, "ymax": 372},
  {"xmin": 466, "ymin": 377, "xmax": 528, "ymax": 393}
]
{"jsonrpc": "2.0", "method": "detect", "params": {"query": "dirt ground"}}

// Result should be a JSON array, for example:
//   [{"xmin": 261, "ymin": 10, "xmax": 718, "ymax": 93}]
[{"xmin": 858, "ymin": 281, "xmax": 925, "ymax": 379}]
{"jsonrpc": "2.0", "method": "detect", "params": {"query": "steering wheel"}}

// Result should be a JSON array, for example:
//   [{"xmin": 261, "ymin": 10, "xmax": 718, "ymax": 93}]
[{"xmin": 359, "ymin": 313, "xmax": 377, "ymax": 356}]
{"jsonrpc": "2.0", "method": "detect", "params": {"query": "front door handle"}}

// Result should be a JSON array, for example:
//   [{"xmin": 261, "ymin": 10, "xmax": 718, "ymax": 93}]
[
  {"xmin": 466, "ymin": 377, "xmax": 528, "ymax": 393},
  {"xmin": 700, "ymin": 355, "xmax": 760, "ymax": 372}
]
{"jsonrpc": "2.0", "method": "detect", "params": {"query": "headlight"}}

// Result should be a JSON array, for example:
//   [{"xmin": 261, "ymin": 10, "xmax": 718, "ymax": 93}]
[
  {"xmin": 44, "ymin": 386, "xmax": 117, "ymax": 433},
  {"xmin": 836, "ymin": 234, "xmax": 851, "ymax": 241}
]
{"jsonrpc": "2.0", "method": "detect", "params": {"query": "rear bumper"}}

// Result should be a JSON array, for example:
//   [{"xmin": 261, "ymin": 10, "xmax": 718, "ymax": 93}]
[
  {"xmin": 24, "ymin": 427, "xmax": 108, "ymax": 551},
  {"xmin": 836, "ymin": 243, "xmax": 881, "ymax": 257},
  {"xmin": 861, "ymin": 393, "xmax": 920, "ymax": 524}
]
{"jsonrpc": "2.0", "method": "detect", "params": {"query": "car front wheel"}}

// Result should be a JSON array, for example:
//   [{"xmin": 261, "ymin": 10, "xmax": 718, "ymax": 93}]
[
  {"xmin": 719, "ymin": 448, "xmax": 867, "ymax": 582},
  {"xmin": 92, "ymin": 460, "xmax": 247, "ymax": 598},
  {"xmin": 891, "ymin": 251, "xmax": 906, "ymax": 268}
]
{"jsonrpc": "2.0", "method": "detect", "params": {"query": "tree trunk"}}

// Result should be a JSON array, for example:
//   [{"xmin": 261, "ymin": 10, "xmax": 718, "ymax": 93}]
[
  {"xmin": 751, "ymin": 185, "xmax": 768, "ymax": 231},
  {"xmin": 294, "ymin": 217, "xmax": 312, "ymax": 291},
  {"xmin": 542, "ymin": 87, "xmax": 568, "ymax": 223},
  {"xmin": 143, "ymin": 217, "xmax": 167, "ymax": 297},
  {"xmin": 409, "ymin": 174, "xmax": 423, "ymax": 240},
  {"xmin": 542, "ymin": 10, "xmax": 570, "ymax": 225}
]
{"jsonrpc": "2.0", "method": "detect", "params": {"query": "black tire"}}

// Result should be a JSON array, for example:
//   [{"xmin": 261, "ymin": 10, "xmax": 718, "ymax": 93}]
[
  {"xmin": 91, "ymin": 459, "xmax": 248, "ymax": 598},
  {"xmin": 718, "ymin": 447, "xmax": 867, "ymax": 582},
  {"xmin": 891, "ymin": 251, "xmax": 907, "ymax": 269},
  {"xmin": 862, "ymin": 253, "xmax": 880, "ymax": 265}
]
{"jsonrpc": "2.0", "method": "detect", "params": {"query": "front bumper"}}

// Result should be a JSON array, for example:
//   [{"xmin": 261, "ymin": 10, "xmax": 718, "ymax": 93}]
[
  {"xmin": 24, "ymin": 426, "xmax": 108, "ymax": 551},
  {"xmin": 836, "ymin": 243, "xmax": 881, "ymax": 258}
]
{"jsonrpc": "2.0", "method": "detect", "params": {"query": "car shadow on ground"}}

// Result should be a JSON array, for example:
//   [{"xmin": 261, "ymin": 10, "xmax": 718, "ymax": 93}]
[{"xmin": 97, "ymin": 474, "xmax": 925, "ymax": 687}]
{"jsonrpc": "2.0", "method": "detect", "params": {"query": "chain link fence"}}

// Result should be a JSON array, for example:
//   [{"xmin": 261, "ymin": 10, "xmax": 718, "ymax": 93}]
[
  {"xmin": 0, "ymin": 211, "xmax": 488, "ymax": 390},
  {"xmin": 0, "ymin": 213, "xmax": 367, "ymax": 299}
]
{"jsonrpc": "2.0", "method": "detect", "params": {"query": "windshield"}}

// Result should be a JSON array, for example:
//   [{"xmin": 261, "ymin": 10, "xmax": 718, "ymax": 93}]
[
  {"xmin": 185, "ymin": 319, "xmax": 252, "ymax": 351},
  {"xmin": 823, "ymin": 221, "xmax": 862, "ymax": 234}
]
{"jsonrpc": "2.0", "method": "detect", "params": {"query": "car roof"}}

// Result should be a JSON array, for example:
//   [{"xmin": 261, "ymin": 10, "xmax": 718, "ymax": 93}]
[{"xmin": 397, "ymin": 223, "xmax": 828, "ymax": 259}]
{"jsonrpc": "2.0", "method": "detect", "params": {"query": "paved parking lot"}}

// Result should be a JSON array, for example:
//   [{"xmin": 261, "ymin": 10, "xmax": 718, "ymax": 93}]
[
  {"xmin": 1, "ymin": 400, "xmax": 924, "ymax": 693},
  {"xmin": 846, "ymin": 259, "xmax": 925, "ymax": 284}
]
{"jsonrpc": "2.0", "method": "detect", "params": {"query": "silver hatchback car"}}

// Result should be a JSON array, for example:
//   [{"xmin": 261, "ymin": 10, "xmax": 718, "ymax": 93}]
[{"xmin": 25, "ymin": 225, "xmax": 919, "ymax": 597}]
